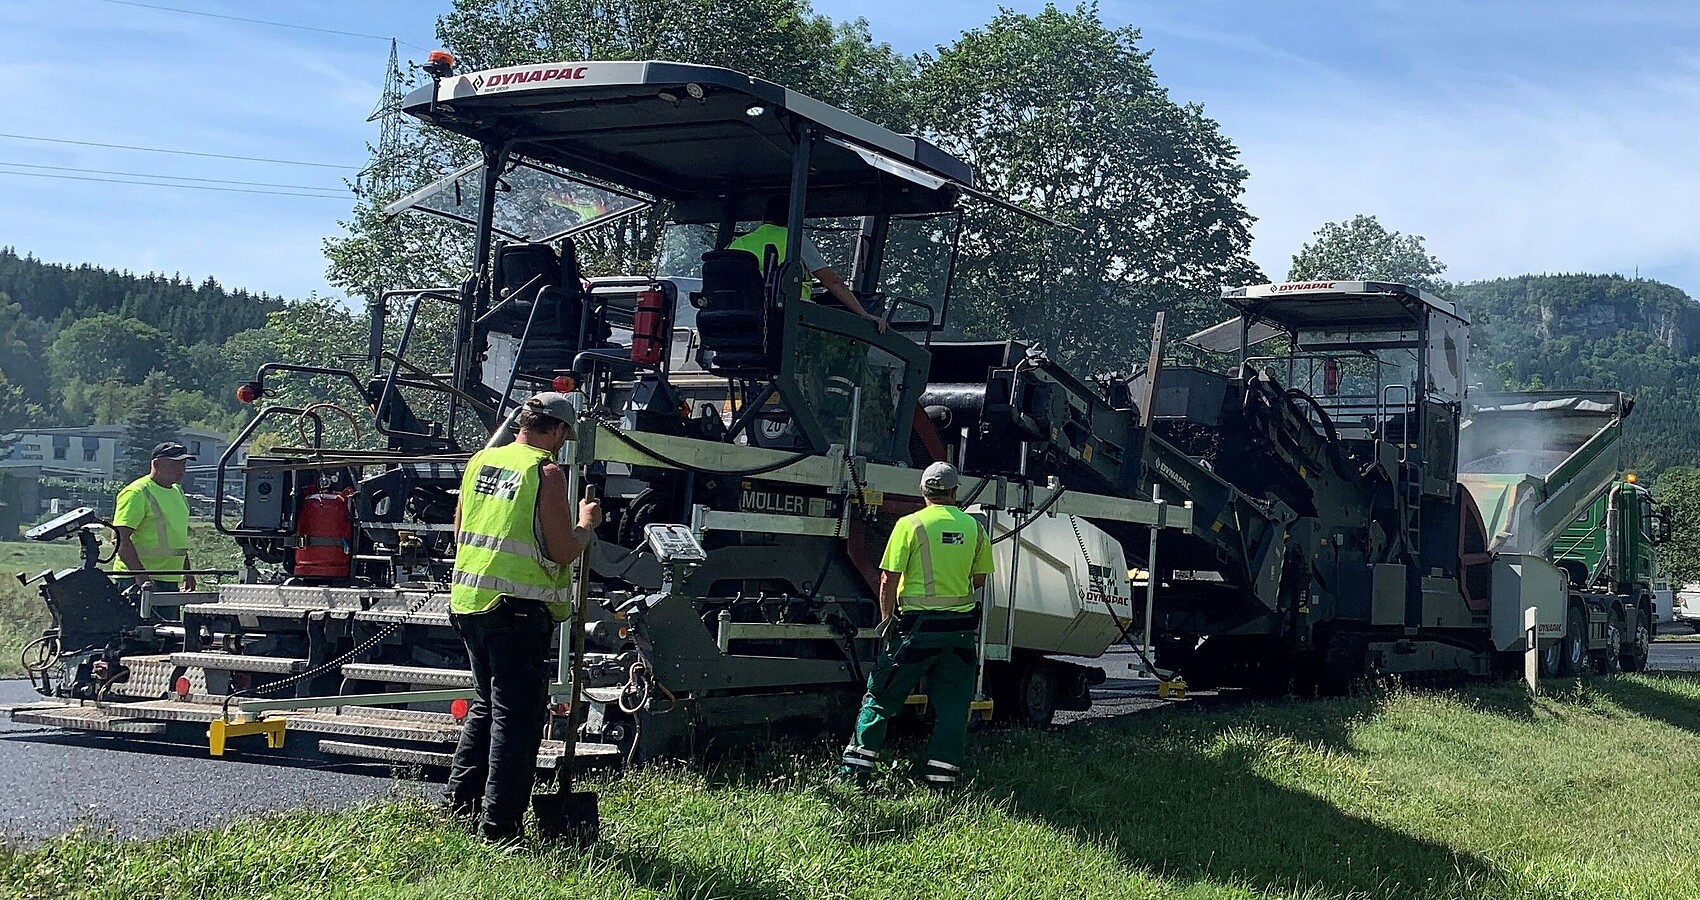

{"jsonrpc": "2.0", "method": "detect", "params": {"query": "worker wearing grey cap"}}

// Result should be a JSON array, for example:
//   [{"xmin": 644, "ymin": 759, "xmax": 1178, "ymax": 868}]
[
  {"xmin": 446, "ymin": 391, "xmax": 602, "ymax": 842},
  {"xmin": 840, "ymin": 461, "xmax": 993, "ymax": 789}
]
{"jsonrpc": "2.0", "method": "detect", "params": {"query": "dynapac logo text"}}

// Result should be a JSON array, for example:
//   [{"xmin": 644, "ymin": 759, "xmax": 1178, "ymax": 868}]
[
  {"xmin": 481, "ymin": 67, "xmax": 590, "ymax": 88},
  {"xmin": 1272, "ymin": 281, "xmax": 1337, "ymax": 292}
]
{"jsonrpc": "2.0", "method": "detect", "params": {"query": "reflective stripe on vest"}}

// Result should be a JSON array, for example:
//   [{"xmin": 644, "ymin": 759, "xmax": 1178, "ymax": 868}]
[
  {"xmin": 114, "ymin": 478, "xmax": 188, "ymax": 581},
  {"xmin": 450, "ymin": 443, "xmax": 568, "ymax": 617},
  {"xmin": 727, "ymin": 223, "xmax": 813, "ymax": 300}
]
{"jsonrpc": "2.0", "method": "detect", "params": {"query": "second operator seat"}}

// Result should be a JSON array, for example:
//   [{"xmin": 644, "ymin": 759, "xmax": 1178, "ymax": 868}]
[{"xmin": 695, "ymin": 246, "xmax": 775, "ymax": 377}]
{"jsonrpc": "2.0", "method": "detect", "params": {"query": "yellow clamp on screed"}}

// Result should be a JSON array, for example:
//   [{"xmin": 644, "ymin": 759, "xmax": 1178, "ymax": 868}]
[
  {"xmin": 1157, "ymin": 678, "xmax": 1188, "ymax": 700},
  {"xmin": 905, "ymin": 694, "xmax": 996, "ymax": 722},
  {"xmin": 208, "ymin": 716, "xmax": 288, "ymax": 757}
]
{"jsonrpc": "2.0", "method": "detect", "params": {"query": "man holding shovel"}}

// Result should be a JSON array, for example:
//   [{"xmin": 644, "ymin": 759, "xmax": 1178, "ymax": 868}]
[{"xmin": 446, "ymin": 392, "xmax": 601, "ymax": 843}]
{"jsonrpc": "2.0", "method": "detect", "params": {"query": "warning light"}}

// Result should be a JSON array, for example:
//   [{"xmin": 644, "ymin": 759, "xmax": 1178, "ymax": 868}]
[
  {"xmin": 235, "ymin": 382, "xmax": 262, "ymax": 404},
  {"xmin": 1626, "ymin": 472, "xmax": 1639, "ymax": 484},
  {"xmin": 424, "ymin": 50, "xmax": 457, "ymax": 78},
  {"xmin": 174, "ymin": 676, "xmax": 191, "ymax": 699},
  {"xmin": 552, "ymin": 374, "xmax": 577, "ymax": 393},
  {"xmin": 449, "ymin": 698, "xmax": 469, "ymax": 720}
]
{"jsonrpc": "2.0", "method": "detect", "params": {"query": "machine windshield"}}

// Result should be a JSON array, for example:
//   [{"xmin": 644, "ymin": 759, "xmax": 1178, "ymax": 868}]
[{"xmin": 386, "ymin": 157, "xmax": 652, "ymax": 243}]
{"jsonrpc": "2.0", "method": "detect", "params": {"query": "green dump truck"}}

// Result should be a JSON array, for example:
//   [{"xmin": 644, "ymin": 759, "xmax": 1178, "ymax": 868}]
[{"xmin": 1460, "ymin": 392, "xmax": 1671, "ymax": 675}]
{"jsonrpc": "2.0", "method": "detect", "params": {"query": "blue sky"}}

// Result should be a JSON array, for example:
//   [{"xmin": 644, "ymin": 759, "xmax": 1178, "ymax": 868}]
[{"xmin": 3, "ymin": 0, "xmax": 1698, "ymax": 301}]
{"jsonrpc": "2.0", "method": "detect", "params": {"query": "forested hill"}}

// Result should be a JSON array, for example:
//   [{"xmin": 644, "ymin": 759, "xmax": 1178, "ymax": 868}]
[
  {"xmin": 0, "ymin": 248, "xmax": 289, "ymax": 433},
  {"xmin": 1453, "ymin": 273, "xmax": 1700, "ymax": 474},
  {"xmin": 0, "ymin": 247, "xmax": 283, "ymax": 345}
]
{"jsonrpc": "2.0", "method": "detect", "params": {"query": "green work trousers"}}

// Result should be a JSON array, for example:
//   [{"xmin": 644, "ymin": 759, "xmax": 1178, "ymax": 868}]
[{"xmin": 845, "ymin": 618, "xmax": 978, "ymax": 780}]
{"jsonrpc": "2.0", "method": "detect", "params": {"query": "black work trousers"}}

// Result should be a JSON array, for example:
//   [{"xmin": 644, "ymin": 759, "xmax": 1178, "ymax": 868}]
[{"xmin": 446, "ymin": 597, "xmax": 554, "ymax": 838}]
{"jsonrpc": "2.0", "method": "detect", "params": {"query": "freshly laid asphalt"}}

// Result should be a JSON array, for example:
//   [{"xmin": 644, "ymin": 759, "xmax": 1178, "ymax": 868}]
[{"xmin": 4, "ymin": 641, "xmax": 1699, "ymax": 846}]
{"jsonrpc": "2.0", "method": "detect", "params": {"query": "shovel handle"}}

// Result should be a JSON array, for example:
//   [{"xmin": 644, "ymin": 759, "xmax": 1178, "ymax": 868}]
[{"xmin": 563, "ymin": 478, "xmax": 597, "ymax": 785}]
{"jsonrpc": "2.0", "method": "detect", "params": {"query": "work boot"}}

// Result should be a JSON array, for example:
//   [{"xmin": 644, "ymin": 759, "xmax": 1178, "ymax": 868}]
[{"xmin": 479, "ymin": 820, "xmax": 525, "ymax": 846}]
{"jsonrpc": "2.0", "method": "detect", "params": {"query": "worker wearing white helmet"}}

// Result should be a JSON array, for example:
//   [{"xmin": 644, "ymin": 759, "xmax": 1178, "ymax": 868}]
[{"xmin": 840, "ymin": 461, "xmax": 993, "ymax": 789}]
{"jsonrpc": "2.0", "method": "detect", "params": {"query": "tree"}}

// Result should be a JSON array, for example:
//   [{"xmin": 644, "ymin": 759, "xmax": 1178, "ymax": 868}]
[
  {"xmin": 325, "ymin": 0, "xmax": 916, "ymax": 305},
  {"xmin": 1288, "ymin": 214, "xmax": 1449, "ymax": 294},
  {"xmin": 0, "ymin": 370, "xmax": 39, "ymax": 432},
  {"xmin": 48, "ymin": 312, "xmax": 172, "ymax": 387},
  {"xmin": 122, "ymin": 371, "xmax": 183, "ymax": 470},
  {"xmin": 913, "ymin": 3, "xmax": 1262, "ymax": 375},
  {"xmin": 1653, "ymin": 466, "xmax": 1700, "ymax": 587}
]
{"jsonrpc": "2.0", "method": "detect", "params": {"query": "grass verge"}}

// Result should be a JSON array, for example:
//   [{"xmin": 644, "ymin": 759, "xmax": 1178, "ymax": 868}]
[
  {"xmin": 0, "ymin": 541, "xmax": 71, "ymax": 677},
  {"xmin": 7, "ymin": 674, "xmax": 1700, "ymax": 899}
]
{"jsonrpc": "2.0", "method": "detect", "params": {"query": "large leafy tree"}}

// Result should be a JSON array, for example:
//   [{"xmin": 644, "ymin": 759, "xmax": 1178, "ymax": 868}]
[
  {"xmin": 1288, "ymin": 214, "xmax": 1449, "ymax": 294},
  {"xmin": 48, "ymin": 313, "xmax": 172, "ymax": 389},
  {"xmin": 914, "ymin": 3, "xmax": 1262, "ymax": 375}
]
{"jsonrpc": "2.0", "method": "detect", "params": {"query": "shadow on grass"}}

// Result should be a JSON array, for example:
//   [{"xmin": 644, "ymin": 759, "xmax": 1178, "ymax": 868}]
[
  {"xmin": 969, "ymin": 699, "xmax": 1516, "ymax": 899},
  {"xmin": 603, "ymin": 843, "xmax": 792, "ymax": 900},
  {"xmin": 1583, "ymin": 671, "xmax": 1700, "ymax": 734}
]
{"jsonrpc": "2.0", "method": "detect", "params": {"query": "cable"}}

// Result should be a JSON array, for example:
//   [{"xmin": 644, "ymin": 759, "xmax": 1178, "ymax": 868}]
[
  {"xmin": 593, "ymin": 412, "xmax": 814, "ymax": 477},
  {"xmin": 0, "ymin": 161, "xmax": 346, "ymax": 193},
  {"xmin": 0, "ymin": 170, "xmax": 349, "ymax": 198},
  {"xmin": 220, "ymin": 587, "xmax": 441, "ymax": 721},
  {"xmin": 990, "ymin": 485, "xmax": 1067, "ymax": 545},
  {"xmin": 0, "ymin": 131, "xmax": 359, "ymax": 169},
  {"xmin": 1068, "ymin": 514, "xmax": 1168, "ymax": 679},
  {"xmin": 85, "ymin": 0, "xmax": 434, "ymax": 51}
]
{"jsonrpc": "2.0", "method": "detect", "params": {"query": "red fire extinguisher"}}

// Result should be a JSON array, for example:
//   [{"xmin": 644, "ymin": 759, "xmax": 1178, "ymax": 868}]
[
  {"xmin": 630, "ymin": 283, "xmax": 668, "ymax": 366},
  {"xmin": 293, "ymin": 489, "xmax": 354, "ymax": 578}
]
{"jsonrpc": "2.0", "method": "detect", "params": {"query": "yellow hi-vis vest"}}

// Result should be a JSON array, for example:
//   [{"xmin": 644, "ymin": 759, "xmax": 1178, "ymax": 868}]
[
  {"xmin": 111, "ymin": 475, "xmax": 191, "ymax": 584},
  {"xmin": 727, "ymin": 223, "xmax": 813, "ymax": 301},
  {"xmin": 879, "ymin": 504, "xmax": 994, "ymax": 612},
  {"xmin": 451, "ymin": 442, "xmax": 571, "ymax": 619}
]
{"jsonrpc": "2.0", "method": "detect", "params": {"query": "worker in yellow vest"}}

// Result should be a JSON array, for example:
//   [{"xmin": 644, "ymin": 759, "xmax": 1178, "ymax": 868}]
[
  {"xmin": 728, "ymin": 195, "xmax": 888, "ymax": 333},
  {"xmin": 840, "ymin": 462, "xmax": 993, "ymax": 789},
  {"xmin": 111, "ymin": 442, "xmax": 195, "ymax": 594},
  {"xmin": 445, "ymin": 391, "xmax": 601, "ymax": 843}
]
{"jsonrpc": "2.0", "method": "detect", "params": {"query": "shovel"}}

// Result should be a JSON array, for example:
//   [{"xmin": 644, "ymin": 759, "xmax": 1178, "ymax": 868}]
[{"xmin": 534, "ymin": 483, "xmax": 599, "ymax": 846}]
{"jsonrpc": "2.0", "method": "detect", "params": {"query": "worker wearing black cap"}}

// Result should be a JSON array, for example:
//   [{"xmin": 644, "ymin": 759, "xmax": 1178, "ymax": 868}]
[
  {"xmin": 111, "ymin": 441, "xmax": 196, "ymax": 594},
  {"xmin": 446, "ymin": 391, "xmax": 602, "ymax": 843},
  {"xmin": 840, "ymin": 461, "xmax": 993, "ymax": 789}
]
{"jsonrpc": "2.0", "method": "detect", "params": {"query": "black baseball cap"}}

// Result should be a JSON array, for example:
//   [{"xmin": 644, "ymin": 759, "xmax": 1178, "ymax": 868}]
[{"xmin": 151, "ymin": 442, "xmax": 195, "ymax": 461}]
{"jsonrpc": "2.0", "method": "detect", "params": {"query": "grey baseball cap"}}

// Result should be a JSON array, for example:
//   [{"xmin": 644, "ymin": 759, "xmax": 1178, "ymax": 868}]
[
  {"xmin": 921, "ymin": 461, "xmax": 960, "ymax": 494},
  {"xmin": 524, "ymin": 391, "xmax": 576, "ymax": 425}
]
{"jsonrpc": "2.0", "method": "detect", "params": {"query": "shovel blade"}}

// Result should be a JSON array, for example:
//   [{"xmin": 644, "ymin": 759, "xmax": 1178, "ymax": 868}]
[{"xmin": 532, "ymin": 790, "xmax": 599, "ymax": 846}]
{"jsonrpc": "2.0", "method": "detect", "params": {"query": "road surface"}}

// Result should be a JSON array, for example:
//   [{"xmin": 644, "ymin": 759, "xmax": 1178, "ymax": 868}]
[{"xmin": 4, "ymin": 641, "xmax": 1698, "ymax": 845}]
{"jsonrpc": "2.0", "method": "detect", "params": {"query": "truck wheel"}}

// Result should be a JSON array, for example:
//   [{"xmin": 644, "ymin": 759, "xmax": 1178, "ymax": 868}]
[
  {"xmin": 1017, "ymin": 662, "xmax": 1058, "ymax": 729},
  {"xmin": 1592, "ymin": 611, "xmax": 1624, "ymax": 675},
  {"xmin": 1539, "ymin": 639, "xmax": 1564, "ymax": 679},
  {"xmin": 1620, "ymin": 608, "xmax": 1652, "ymax": 673},
  {"xmin": 1562, "ymin": 607, "xmax": 1588, "ymax": 675}
]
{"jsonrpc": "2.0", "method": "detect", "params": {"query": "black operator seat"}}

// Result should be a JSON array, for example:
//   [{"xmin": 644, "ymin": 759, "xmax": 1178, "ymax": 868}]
[
  {"xmin": 491, "ymin": 238, "xmax": 607, "ymax": 376},
  {"xmin": 695, "ymin": 247, "xmax": 773, "ymax": 377}
]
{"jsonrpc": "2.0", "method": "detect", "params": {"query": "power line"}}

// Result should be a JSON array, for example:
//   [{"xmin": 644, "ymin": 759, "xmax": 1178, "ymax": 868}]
[
  {"xmin": 87, "ymin": 0, "xmax": 435, "ymax": 52},
  {"xmin": 0, "ymin": 169, "xmax": 350, "ymax": 199},
  {"xmin": 0, "ymin": 131, "xmax": 359, "ymax": 169},
  {"xmin": 0, "ymin": 161, "xmax": 347, "ymax": 193}
]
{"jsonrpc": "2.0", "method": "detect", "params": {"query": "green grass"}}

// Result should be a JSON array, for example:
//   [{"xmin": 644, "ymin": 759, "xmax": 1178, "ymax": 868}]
[
  {"xmin": 0, "ymin": 541, "xmax": 72, "ymax": 676},
  {"xmin": 9, "ymin": 675, "xmax": 1700, "ymax": 899}
]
